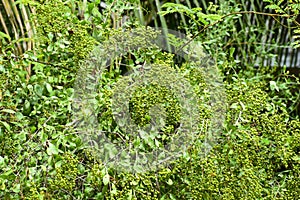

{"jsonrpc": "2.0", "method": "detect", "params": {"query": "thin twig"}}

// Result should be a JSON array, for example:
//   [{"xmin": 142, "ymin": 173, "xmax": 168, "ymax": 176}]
[{"xmin": 176, "ymin": 11, "xmax": 297, "ymax": 54}]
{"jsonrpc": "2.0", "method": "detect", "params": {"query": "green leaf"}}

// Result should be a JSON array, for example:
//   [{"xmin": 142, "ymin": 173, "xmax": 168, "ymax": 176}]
[
  {"xmin": 205, "ymin": 14, "xmax": 222, "ymax": 21},
  {"xmin": 270, "ymin": 81, "xmax": 279, "ymax": 92},
  {"xmin": 292, "ymin": 155, "xmax": 300, "ymax": 161},
  {"xmin": 167, "ymin": 178, "xmax": 173, "ymax": 185},
  {"xmin": 103, "ymin": 174, "xmax": 110, "ymax": 185},
  {"xmin": 127, "ymin": 189, "xmax": 133, "ymax": 200},
  {"xmin": 0, "ymin": 170, "xmax": 13, "ymax": 179},
  {"xmin": 159, "ymin": 3, "xmax": 195, "ymax": 17},
  {"xmin": 23, "ymin": 100, "xmax": 31, "ymax": 115},
  {"xmin": 0, "ymin": 32, "xmax": 11, "ymax": 40},
  {"xmin": 169, "ymin": 194, "xmax": 176, "ymax": 200},
  {"xmin": 111, "ymin": 183, "xmax": 117, "ymax": 194},
  {"xmin": 15, "ymin": 112, "xmax": 24, "ymax": 120},
  {"xmin": 0, "ymin": 121, "xmax": 10, "ymax": 131},
  {"xmin": 1, "ymin": 109, "xmax": 15, "ymax": 114},
  {"xmin": 18, "ymin": 131, "xmax": 27, "ymax": 142},
  {"xmin": 261, "ymin": 138, "xmax": 270, "ymax": 145},
  {"xmin": 0, "ymin": 156, "xmax": 5, "ymax": 167},
  {"xmin": 46, "ymin": 142, "xmax": 59, "ymax": 155},
  {"xmin": 196, "ymin": 13, "xmax": 209, "ymax": 25},
  {"xmin": 45, "ymin": 83, "xmax": 53, "ymax": 93},
  {"xmin": 12, "ymin": 184, "xmax": 20, "ymax": 193},
  {"xmin": 34, "ymin": 84, "xmax": 44, "ymax": 96},
  {"xmin": 230, "ymin": 102, "xmax": 239, "ymax": 109},
  {"xmin": 230, "ymin": 47, "xmax": 235, "ymax": 57}
]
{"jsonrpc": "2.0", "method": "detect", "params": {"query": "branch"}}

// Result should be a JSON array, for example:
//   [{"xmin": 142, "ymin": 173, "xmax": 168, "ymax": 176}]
[{"xmin": 176, "ymin": 11, "xmax": 297, "ymax": 54}]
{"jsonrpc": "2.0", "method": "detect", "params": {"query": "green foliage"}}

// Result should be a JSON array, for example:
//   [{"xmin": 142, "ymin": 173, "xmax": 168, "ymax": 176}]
[
  {"xmin": 263, "ymin": 0, "xmax": 300, "ymax": 48},
  {"xmin": 0, "ymin": 0, "xmax": 299, "ymax": 199},
  {"xmin": 159, "ymin": 0, "xmax": 300, "ymax": 71},
  {"xmin": 0, "ymin": 0, "xmax": 35, "ymax": 56},
  {"xmin": 49, "ymin": 153, "xmax": 79, "ymax": 196},
  {"xmin": 159, "ymin": 2, "xmax": 222, "ymax": 26},
  {"xmin": 129, "ymin": 83, "xmax": 181, "ymax": 128},
  {"xmin": 34, "ymin": 0, "xmax": 97, "ymax": 70}
]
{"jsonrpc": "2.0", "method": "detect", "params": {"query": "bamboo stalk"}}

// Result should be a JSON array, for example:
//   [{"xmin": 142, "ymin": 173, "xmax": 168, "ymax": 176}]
[
  {"xmin": 149, "ymin": 0, "xmax": 159, "ymax": 28},
  {"xmin": 20, "ymin": 3, "xmax": 33, "ymax": 79},
  {"xmin": 20, "ymin": 4, "xmax": 32, "ymax": 50},
  {"xmin": 81, "ymin": 0, "xmax": 87, "ymax": 20},
  {"xmin": 134, "ymin": 1, "xmax": 146, "ymax": 26},
  {"xmin": 0, "ymin": 9, "xmax": 10, "ymax": 37},
  {"xmin": 2, "ymin": 0, "xmax": 22, "ymax": 54},
  {"xmin": 11, "ymin": 0, "xmax": 26, "ymax": 49},
  {"xmin": 175, "ymin": 0, "xmax": 187, "ymax": 26},
  {"xmin": 29, "ymin": 3, "xmax": 36, "ymax": 47},
  {"xmin": 154, "ymin": 0, "xmax": 171, "ymax": 51}
]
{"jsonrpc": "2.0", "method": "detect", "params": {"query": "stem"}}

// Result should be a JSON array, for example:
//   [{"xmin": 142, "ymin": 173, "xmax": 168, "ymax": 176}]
[{"xmin": 176, "ymin": 11, "xmax": 297, "ymax": 54}]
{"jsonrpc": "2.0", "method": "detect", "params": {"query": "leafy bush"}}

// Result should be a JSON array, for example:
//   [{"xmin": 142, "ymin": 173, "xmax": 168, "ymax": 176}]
[{"xmin": 0, "ymin": 0, "xmax": 299, "ymax": 199}]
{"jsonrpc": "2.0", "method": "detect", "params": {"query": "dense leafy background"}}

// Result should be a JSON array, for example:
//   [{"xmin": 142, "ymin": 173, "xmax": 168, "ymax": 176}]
[{"xmin": 0, "ymin": 0, "xmax": 299, "ymax": 199}]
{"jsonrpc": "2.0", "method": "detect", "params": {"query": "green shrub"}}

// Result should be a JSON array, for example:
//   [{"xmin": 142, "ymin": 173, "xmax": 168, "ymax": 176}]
[
  {"xmin": 34, "ymin": 0, "xmax": 97, "ymax": 71},
  {"xmin": 0, "ymin": 0, "xmax": 299, "ymax": 199}
]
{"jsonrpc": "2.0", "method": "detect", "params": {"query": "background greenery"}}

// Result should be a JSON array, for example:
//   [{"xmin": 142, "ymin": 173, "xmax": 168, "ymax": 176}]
[{"xmin": 0, "ymin": 0, "xmax": 299, "ymax": 199}]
